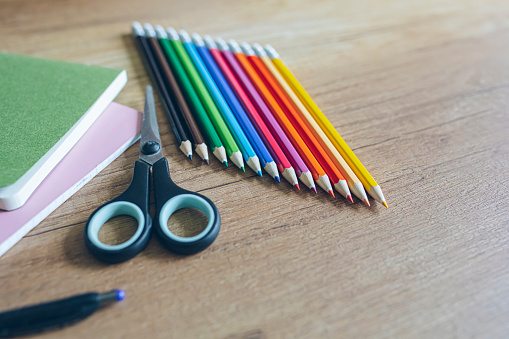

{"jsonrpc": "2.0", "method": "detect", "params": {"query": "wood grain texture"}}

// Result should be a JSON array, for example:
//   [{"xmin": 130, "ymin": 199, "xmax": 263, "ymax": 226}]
[{"xmin": 1, "ymin": 0, "xmax": 509, "ymax": 338}]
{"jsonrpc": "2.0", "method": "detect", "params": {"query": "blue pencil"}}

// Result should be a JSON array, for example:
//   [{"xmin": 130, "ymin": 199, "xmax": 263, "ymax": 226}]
[
  {"xmin": 195, "ymin": 34, "xmax": 280, "ymax": 182},
  {"xmin": 179, "ymin": 30, "xmax": 262, "ymax": 176}
]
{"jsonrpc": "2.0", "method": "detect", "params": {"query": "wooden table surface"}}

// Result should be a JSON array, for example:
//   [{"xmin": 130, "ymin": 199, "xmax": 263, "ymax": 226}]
[{"xmin": 1, "ymin": 0, "xmax": 509, "ymax": 337}]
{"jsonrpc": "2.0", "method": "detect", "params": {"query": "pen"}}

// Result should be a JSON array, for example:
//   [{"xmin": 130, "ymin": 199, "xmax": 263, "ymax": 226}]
[{"xmin": 0, "ymin": 289, "xmax": 125, "ymax": 338}]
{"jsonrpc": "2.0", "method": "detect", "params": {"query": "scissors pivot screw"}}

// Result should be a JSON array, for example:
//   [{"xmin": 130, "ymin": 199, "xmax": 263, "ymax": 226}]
[{"xmin": 142, "ymin": 141, "xmax": 161, "ymax": 155}]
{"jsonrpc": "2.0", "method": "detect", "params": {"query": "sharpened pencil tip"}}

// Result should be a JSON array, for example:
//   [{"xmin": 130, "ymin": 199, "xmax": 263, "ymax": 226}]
[
  {"xmin": 382, "ymin": 201, "xmax": 388, "ymax": 208},
  {"xmin": 188, "ymin": 154, "xmax": 192, "ymax": 161},
  {"xmin": 312, "ymin": 187, "xmax": 317, "ymax": 194},
  {"xmin": 295, "ymin": 183, "xmax": 300, "ymax": 190},
  {"xmin": 223, "ymin": 161, "xmax": 228, "ymax": 167},
  {"xmin": 257, "ymin": 171, "xmax": 263, "ymax": 177},
  {"xmin": 205, "ymin": 159, "xmax": 210, "ymax": 165},
  {"xmin": 276, "ymin": 176, "xmax": 280, "ymax": 183},
  {"xmin": 328, "ymin": 190, "xmax": 335, "ymax": 198},
  {"xmin": 241, "ymin": 166, "xmax": 245, "ymax": 172},
  {"xmin": 363, "ymin": 198, "xmax": 371, "ymax": 206},
  {"xmin": 347, "ymin": 195, "xmax": 354, "ymax": 203}
]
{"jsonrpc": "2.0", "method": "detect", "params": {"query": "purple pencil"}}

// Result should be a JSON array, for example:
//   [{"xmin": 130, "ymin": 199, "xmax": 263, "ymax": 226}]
[{"xmin": 217, "ymin": 38, "xmax": 316, "ymax": 192}]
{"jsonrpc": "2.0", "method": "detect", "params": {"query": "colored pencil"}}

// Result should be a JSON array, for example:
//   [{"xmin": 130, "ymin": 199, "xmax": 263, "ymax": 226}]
[
  {"xmin": 166, "ymin": 27, "xmax": 242, "ymax": 169},
  {"xmin": 265, "ymin": 45, "xmax": 388, "ymax": 207},
  {"xmin": 155, "ymin": 26, "xmax": 225, "ymax": 165},
  {"xmin": 200, "ymin": 35, "xmax": 280, "ymax": 182},
  {"xmin": 189, "ymin": 33, "xmax": 262, "ymax": 176},
  {"xmin": 131, "ymin": 22, "xmax": 192, "ymax": 158},
  {"xmin": 211, "ymin": 38, "xmax": 298, "ymax": 188},
  {"xmin": 144, "ymin": 24, "xmax": 208, "ymax": 162},
  {"xmin": 217, "ymin": 38, "xmax": 308, "ymax": 190},
  {"xmin": 250, "ymin": 43, "xmax": 354, "ymax": 202},
  {"xmin": 236, "ymin": 41, "xmax": 333, "ymax": 196},
  {"xmin": 254, "ymin": 45, "xmax": 369, "ymax": 205}
]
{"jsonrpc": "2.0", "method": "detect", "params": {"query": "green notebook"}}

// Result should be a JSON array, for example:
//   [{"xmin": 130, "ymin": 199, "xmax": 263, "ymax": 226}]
[{"xmin": 0, "ymin": 52, "xmax": 127, "ymax": 211}]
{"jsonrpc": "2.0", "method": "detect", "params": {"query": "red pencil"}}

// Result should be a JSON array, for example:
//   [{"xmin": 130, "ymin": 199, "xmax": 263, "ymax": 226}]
[
  {"xmin": 249, "ymin": 43, "xmax": 352, "ymax": 201},
  {"xmin": 233, "ymin": 41, "xmax": 333, "ymax": 196},
  {"xmin": 204, "ymin": 37, "xmax": 299, "ymax": 188},
  {"xmin": 220, "ymin": 39, "xmax": 316, "ymax": 192}
]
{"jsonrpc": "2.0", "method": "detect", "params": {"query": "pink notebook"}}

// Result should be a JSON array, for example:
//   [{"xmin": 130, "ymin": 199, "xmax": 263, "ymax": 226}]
[{"xmin": 0, "ymin": 102, "xmax": 142, "ymax": 257}]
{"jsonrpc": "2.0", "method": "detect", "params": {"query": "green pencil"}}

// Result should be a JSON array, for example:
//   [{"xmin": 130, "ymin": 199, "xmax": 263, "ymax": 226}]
[
  {"xmin": 155, "ymin": 26, "xmax": 227, "ymax": 165},
  {"xmin": 165, "ymin": 27, "xmax": 244, "ymax": 170}
]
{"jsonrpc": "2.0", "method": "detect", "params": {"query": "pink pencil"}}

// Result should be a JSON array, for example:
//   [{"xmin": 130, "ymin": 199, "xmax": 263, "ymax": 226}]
[
  {"xmin": 204, "ymin": 36, "xmax": 298, "ymax": 188},
  {"xmin": 216, "ymin": 38, "xmax": 316, "ymax": 192}
]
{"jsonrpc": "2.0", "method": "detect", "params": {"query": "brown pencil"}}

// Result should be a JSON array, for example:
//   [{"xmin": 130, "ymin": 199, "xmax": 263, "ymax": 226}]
[{"xmin": 144, "ymin": 23, "xmax": 209, "ymax": 162}]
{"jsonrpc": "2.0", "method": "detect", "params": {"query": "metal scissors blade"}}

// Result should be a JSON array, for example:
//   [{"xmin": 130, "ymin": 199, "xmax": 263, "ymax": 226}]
[{"xmin": 140, "ymin": 86, "xmax": 163, "ymax": 165}]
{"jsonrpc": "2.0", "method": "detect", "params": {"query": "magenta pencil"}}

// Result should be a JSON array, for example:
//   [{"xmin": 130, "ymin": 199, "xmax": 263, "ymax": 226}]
[{"xmin": 217, "ymin": 38, "xmax": 315, "ymax": 192}]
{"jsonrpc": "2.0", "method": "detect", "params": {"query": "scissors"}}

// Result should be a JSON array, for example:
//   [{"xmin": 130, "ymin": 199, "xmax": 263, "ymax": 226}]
[{"xmin": 85, "ymin": 86, "xmax": 221, "ymax": 264}]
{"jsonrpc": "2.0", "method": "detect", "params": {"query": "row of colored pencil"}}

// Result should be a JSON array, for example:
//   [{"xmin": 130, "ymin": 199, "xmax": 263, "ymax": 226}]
[{"xmin": 131, "ymin": 22, "xmax": 387, "ymax": 207}]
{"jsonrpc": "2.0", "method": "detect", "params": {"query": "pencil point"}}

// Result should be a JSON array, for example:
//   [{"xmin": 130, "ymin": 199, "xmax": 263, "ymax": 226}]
[
  {"xmin": 247, "ymin": 156, "xmax": 262, "ymax": 175},
  {"xmin": 195, "ymin": 143, "xmax": 209, "ymax": 162},
  {"xmin": 382, "ymin": 201, "xmax": 388, "ymax": 208},
  {"xmin": 362, "ymin": 198, "xmax": 371, "ymax": 206},
  {"xmin": 263, "ymin": 161, "xmax": 279, "ymax": 181},
  {"xmin": 312, "ymin": 187, "xmax": 317, "ymax": 194},
  {"xmin": 347, "ymin": 195, "xmax": 354, "ymax": 203},
  {"xmin": 213, "ymin": 146, "xmax": 227, "ymax": 164},
  {"xmin": 295, "ymin": 183, "xmax": 300, "ymax": 190},
  {"xmin": 298, "ymin": 171, "xmax": 315, "ymax": 190},
  {"xmin": 230, "ymin": 151, "xmax": 244, "ymax": 170},
  {"xmin": 241, "ymin": 166, "xmax": 245, "ymax": 172},
  {"xmin": 316, "ymin": 174, "xmax": 333, "ymax": 195},
  {"xmin": 179, "ymin": 141, "xmax": 193, "ymax": 159},
  {"xmin": 205, "ymin": 159, "xmax": 210, "ymax": 165},
  {"xmin": 257, "ymin": 170, "xmax": 263, "ymax": 177},
  {"xmin": 276, "ymin": 176, "xmax": 280, "ymax": 183},
  {"xmin": 351, "ymin": 182, "xmax": 368, "ymax": 202},
  {"xmin": 223, "ymin": 161, "xmax": 228, "ymax": 167},
  {"xmin": 282, "ymin": 167, "xmax": 298, "ymax": 187},
  {"xmin": 328, "ymin": 190, "xmax": 335, "ymax": 198},
  {"xmin": 188, "ymin": 154, "xmax": 192, "ymax": 161}
]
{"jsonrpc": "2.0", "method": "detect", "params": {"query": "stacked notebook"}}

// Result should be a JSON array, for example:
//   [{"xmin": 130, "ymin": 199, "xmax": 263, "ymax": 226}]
[{"xmin": 0, "ymin": 52, "xmax": 142, "ymax": 257}]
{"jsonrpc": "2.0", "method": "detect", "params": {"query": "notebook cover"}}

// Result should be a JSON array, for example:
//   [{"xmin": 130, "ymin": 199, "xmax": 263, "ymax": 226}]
[
  {"xmin": 0, "ymin": 102, "xmax": 142, "ymax": 258},
  {"xmin": 0, "ymin": 52, "xmax": 127, "ymax": 210}
]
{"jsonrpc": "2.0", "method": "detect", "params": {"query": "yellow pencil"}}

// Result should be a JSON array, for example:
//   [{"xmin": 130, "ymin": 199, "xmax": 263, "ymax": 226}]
[
  {"xmin": 253, "ymin": 44, "xmax": 369, "ymax": 205},
  {"xmin": 264, "ymin": 45, "xmax": 387, "ymax": 207}
]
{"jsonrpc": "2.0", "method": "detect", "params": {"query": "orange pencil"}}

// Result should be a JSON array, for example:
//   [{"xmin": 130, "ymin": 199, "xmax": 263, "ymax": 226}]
[
  {"xmin": 229, "ymin": 40, "xmax": 334, "ymax": 196},
  {"xmin": 248, "ymin": 43, "xmax": 353, "ymax": 201}
]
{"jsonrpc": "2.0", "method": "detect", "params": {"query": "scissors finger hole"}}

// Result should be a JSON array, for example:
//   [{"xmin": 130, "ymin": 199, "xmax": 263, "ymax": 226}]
[
  {"xmin": 98, "ymin": 215, "xmax": 139, "ymax": 246},
  {"xmin": 167, "ymin": 207, "xmax": 209, "ymax": 238},
  {"xmin": 88, "ymin": 201, "xmax": 145, "ymax": 251},
  {"xmin": 159, "ymin": 194, "xmax": 215, "ymax": 242}
]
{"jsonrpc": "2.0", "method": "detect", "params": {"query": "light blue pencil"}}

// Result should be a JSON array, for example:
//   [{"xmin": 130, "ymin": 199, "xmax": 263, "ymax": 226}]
[
  {"xmin": 179, "ymin": 30, "xmax": 262, "ymax": 175},
  {"xmin": 195, "ymin": 34, "xmax": 280, "ymax": 181}
]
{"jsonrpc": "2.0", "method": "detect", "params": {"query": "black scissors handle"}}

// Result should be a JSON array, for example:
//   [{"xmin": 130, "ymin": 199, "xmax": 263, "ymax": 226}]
[
  {"xmin": 152, "ymin": 158, "xmax": 221, "ymax": 255},
  {"xmin": 84, "ymin": 161, "xmax": 152, "ymax": 264}
]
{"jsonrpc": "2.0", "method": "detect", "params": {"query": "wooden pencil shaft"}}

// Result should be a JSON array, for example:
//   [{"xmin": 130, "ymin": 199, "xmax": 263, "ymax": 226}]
[
  {"xmin": 227, "ymin": 50, "xmax": 307, "ymax": 176},
  {"xmin": 257, "ymin": 54, "xmax": 344, "ymax": 185},
  {"xmin": 271, "ymin": 57, "xmax": 378, "ymax": 189},
  {"xmin": 171, "ymin": 38, "xmax": 239, "ymax": 156},
  {"xmin": 133, "ymin": 34, "xmax": 182, "ymax": 145},
  {"xmin": 158, "ymin": 38, "xmax": 223, "ymax": 151},
  {"xmin": 194, "ymin": 42, "xmax": 258, "ymax": 161},
  {"xmin": 265, "ymin": 56, "xmax": 363, "ymax": 189},
  {"xmin": 219, "ymin": 49, "xmax": 292, "ymax": 172},
  {"xmin": 246, "ymin": 54, "xmax": 326, "ymax": 180},
  {"xmin": 143, "ymin": 34, "xmax": 190, "ymax": 143},
  {"xmin": 147, "ymin": 36, "xmax": 205, "ymax": 146},
  {"xmin": 208, "ymin": 47, "xmax": 279, "ymax": 169}
]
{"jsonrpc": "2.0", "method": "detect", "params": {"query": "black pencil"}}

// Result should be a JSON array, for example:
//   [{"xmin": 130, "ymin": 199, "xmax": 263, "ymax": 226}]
[{"xmin": 131, "ymin": 21, "xmax": 193, "ymax": 159}]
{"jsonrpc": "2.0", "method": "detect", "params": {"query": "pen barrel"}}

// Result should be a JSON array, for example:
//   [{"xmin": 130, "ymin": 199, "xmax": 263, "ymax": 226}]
[{"xmin": 0, "ymin": 293, "xmax": 100, "ymax": 338}]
